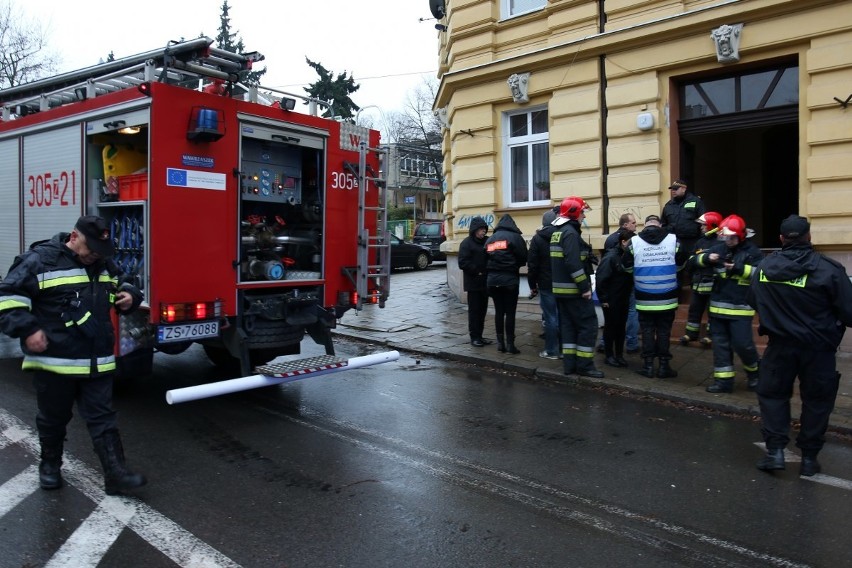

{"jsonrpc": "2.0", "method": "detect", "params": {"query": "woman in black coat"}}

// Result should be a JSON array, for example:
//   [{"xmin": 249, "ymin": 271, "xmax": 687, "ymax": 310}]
[
  {"xmin": 595, "ymin": 229, "xmax": 635, "ymax": 367},
  {"xmin": 485, "ymin": 214, "xmax": 528, "ymax": 353}
]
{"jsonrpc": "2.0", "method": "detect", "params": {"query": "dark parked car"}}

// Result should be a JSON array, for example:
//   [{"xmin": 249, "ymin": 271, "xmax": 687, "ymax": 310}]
[
  {"xmin": 412, "ymin": 221, "xmax": 446, "ymax": 261},
  {"xmin": 389, "ymin": 233, "xmax": 432, "ymax": 271}
]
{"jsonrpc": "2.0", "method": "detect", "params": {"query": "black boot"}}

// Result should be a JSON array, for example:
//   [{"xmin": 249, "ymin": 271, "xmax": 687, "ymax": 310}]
[
  {"xmin": 39, "ymin": 438, "xmax": 64, "ymax": 490},
  {"xmin": 506, "ymin": 336, "xmax": 520, "ymax": 354},
  {"xmin": 637, "ymin": 357, "xmax": 655, "ymax": 378},
  {"xmin": 746, "ymin": 371, "xmax": 759, "ymax": 391},
  {"xmin": 656, "ymin": 358, "xmax": 678, "ymax": 379},
  {"xmin": 577, "ymin": 356, "xmax": 605, "ymax": 378},
  {"xmin": 756, "ymin": 447, "xmax": 785, "ymax": 471},
  {"xmin": 93, "ymin": 429, "xmax": 147, "ymax": 496},
  {"xmin": 496, "ymin": 334, "xmax": 506, "ymax": 353},
  {"xmin": 706, "ymin": 379, "xmax": 733, "ymax": 393},
  {"xmin": 800, "ymin": 456, "xmax": 821, "ymax": 477}
]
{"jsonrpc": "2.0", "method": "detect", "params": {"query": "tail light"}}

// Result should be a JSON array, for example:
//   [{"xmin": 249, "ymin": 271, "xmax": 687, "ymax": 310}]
[{"xmin": 161, "ymin": 300, "xmax": 222, "ymax": 323}]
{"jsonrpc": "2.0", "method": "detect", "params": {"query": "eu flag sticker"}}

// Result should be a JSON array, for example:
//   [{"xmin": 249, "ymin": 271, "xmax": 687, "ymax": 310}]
[{"xmin": 167, "ymin": 169, "xmax": 188, "ymax": 187}]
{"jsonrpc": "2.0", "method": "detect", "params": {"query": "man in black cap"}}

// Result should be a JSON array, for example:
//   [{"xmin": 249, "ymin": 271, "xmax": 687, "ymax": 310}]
[
  {"xmin": 661, "ymin": 179, "xmax": 705, "ymax": 267},
  {"xmin": 749, "ymin": 215, "xmax": 852, "ymax": 477},
  {"xmin": 0, "ymin": 215, "xmax": 147, "ymax": 495}
]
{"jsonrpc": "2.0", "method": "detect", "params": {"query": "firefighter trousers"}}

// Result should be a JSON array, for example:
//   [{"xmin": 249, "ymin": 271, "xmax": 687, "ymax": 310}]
[
  {"xmin": 684, "ymin": 292, "xmax": 711, "ymax": 338},
  {"xmin": 556, "ymin": 297, "xmax": 598, "ymax": 373},
  {"xmin": 756, "ymin": 342, "xmax": 840, "ymax": 455},
  {"xmin": 709, "ymin": 317, "xmax": 759, "ymax": 381},
  {"xmin": 34, "ymin": 371, "xmax": 118, "ymax": 444}
]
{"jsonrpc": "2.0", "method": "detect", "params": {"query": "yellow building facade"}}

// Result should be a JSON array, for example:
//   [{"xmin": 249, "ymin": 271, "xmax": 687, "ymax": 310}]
[{"xmin": 434, "ymin": 0, "xmax": 852, "ymax": 297}]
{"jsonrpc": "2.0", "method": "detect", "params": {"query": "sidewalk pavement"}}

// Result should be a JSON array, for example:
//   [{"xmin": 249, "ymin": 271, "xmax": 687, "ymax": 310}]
[{"xmin": 333, "ymin": 266, "xmax": 852, "ymax": 439}]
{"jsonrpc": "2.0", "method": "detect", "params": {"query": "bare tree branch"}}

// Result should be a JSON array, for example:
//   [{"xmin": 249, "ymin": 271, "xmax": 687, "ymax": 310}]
[{"xmin": 0, "ymin": 1, "xmax": 58, "ymax": 88}]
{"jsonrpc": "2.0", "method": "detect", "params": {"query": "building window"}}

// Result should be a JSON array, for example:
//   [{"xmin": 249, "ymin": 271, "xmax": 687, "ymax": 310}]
[
  {"xmin": 505, "ymin": 108, "xmax": 549, "ymax": 205},
  {"xmin": 503, "ymin": 0, "xmax": 546, "ymax": 18},
  {"xmin": 680, "ymin": 63, "xmax": 799, "ymax": 119},
  {"xmin": 426, "ymin": 197, "xmax": 439, "ymax": 214}
]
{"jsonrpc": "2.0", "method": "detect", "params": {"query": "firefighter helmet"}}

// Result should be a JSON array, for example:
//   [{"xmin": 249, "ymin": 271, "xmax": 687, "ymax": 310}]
[
  {"xmin": 696, "ymin": 211, "xmax": 722, "ymax": 230},
  {"xmin": 718, "ymin": 214, "xmax": 747, "ymax": 240},
  {"xmin": 558, "ymin": 196, "xmax": 591, "ymax": 220}
]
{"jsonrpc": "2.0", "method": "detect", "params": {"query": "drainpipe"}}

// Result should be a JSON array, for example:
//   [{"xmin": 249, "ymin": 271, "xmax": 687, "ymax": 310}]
[{"xmin": 598, "ymin": 0, "xmax": 610, "ymax": 236}]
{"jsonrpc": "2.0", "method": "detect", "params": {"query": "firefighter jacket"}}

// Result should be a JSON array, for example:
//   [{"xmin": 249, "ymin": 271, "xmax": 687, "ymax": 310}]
[
  {"xmin": 485, "ymin": 214, "xmax": 528, "ymax": 288},
  {"xmin": 686, "ymin": 231, "xmax": 719, "ymax": 294},
  {"xmin": 550, "ymin": 220, "xmax": 594, "ymax": 298},
  {"xmin": 0, "ymin": 232, "xmax": 142, "ymax": 376},
  {"xmin": 622, "ymin": 226, "xmax": 685, "ymax": 311},
  {"xmin": 458, "ymin": 217, "xmax": 489, "ymax": 292},
  {"xmin": 662, "ymin": 192, "xmax": 705, "ymax": 242},
  {"xmin": 527, "ymin": 223, "xmax": 558, "ymax": 293},
  {"xmin": 748, "ymin": 243, "xmax": 852, "ymax": 351},
  {"xmin": 694, "ymin": 238, "xmax": 762, "ymax": 320}
]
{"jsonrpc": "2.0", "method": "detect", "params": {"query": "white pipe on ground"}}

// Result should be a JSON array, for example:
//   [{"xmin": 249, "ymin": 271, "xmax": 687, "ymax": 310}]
[{"xmin": 165, "ymin": 350, "xmax": 400, "ymax": 405}]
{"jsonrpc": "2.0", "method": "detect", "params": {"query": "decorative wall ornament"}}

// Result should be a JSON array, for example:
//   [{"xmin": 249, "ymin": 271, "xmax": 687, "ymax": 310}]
[
  {"xmin": 507, "ymin": 72, "xmax": 531, "ymax": 104},
  {"xmin": 711, "ymin": 23, "xmax": 743, "ymax": 63},
  {"xmin": 434, "ymin": 106, "xmax": 450, "ymax": 129}
]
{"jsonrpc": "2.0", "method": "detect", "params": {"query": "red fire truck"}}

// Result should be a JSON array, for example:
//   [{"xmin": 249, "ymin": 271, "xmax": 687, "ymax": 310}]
[{"xmin": 0, "ymin": 37, "xmax": 390, "ymax": 377}]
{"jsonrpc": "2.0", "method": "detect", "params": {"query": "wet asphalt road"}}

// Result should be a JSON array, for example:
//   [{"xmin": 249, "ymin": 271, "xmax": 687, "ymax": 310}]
[{"xmin": 2, "ymin": 339, "xmax": 852, "ymax": 567}]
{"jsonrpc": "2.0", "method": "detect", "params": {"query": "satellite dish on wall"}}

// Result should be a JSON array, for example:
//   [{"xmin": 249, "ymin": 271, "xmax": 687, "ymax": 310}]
[{"xmin": 429, "ymin": 0, "xmax": 445, "ymax": 19}]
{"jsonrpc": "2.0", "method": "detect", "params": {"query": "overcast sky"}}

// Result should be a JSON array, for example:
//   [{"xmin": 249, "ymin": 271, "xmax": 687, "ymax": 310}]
[{"xmin": 29, "ymin": 0, "xmax": 440, "ymax": 117}]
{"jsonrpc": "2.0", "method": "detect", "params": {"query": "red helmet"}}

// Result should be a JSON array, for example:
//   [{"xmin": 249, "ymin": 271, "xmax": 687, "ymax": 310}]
[
  {"xmin": 558, "ymin": 196, "xmax": 591, "ymax": 220},
  {"xmin": 718, "ymin": 214, "xmax": 747, "ymax": 240},
  {"xmin": 696, "ymin": 211, "xmax": 722, "ymax": 231}
]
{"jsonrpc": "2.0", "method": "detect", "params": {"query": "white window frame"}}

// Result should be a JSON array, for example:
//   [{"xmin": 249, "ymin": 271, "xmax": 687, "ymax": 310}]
[
  {"xmin": 503, "ymin": 106, "xmax": 550, "ymax": 207},
  {"xmin": 502, "ymin": 0, "xmax": 546, "ymax": 20}
]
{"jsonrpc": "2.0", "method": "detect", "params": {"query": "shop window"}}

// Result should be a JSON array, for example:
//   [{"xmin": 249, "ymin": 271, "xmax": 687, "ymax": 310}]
[{"xmin": 505, "ymin": 108, "xmax": 549, "ymax": 205}]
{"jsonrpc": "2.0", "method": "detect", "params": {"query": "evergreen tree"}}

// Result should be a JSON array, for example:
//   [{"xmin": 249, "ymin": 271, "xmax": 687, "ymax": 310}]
[
  {"xmin": 303, "ymin": 58, "xmax": 360, "ymax": 119},
  {"xmin": 215, "ymin": 0, "xmax": 266, "ymax": 85}
]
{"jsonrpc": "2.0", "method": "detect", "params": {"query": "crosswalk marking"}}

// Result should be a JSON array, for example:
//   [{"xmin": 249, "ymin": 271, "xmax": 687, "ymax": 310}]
[
  {"xmin": 0, "ymin": 409, "xmax": 242, "ymax": 568},
  {"xmin": 46, "ymin": 501, "xmax": 135, "ymax": 568},
  {"xmin": 0, "ymin": 465, "xmax": 38, "ymax": 517}
]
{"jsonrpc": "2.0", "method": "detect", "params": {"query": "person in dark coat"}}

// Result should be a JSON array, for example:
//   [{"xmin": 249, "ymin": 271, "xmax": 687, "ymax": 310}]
[
  {"xmin": 661, "ymin": 179, "xmax": 705, "ymax": 281},
  {"xmin": 485, "ymin": 214, "xmax": 528, "ymax": 354},
  {"xmin": 0, "ymin": 215, "xmax": 146, "ymax": 495},
  {"xmin": 693, "ymin": 214, "xmax": 763, "ymax": 394},
  {"xmin": 458, "ymin": 216, "xmax": 492, "ymax": 347},
  {"xmin": 527, "ymin": 208, "xmax": 560, "ymax": 358},
  {"xmin": 749, "ymin": 215, "xmax": 852, "ymax": 476},
  {"xmin": 595, "ymin": 229, "xmax": 635, "ymax": 367}
]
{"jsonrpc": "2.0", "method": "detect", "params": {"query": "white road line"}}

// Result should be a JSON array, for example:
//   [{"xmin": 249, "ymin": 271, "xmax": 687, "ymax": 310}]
[
  {"xmin": 46, "ymin": 500, "xmax": 136, "ymax": 568},
  {"xmin": 0, "ymin": 465, "xmax": 38, "ymax": 517},
  {"xmin": 0, "ymin": 409, "xmax": 242, "ymax": 568},
  {"xmin": 801, "ymin": 474, "xmax": 852, "ymax": 490}
]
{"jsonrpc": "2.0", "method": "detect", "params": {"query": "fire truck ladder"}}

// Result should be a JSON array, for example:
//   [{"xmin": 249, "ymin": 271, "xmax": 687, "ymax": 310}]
[
  {"xmin": 0, "ymin": 36, "xmax": 263, "ymax": 119},
  {"xmin": 355, "ymin": 141, "xmax": 390, "ymax": 310}
]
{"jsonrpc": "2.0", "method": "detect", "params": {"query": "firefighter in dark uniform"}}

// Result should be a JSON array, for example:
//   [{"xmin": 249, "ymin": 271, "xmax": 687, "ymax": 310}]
[
  {"xmin": 749, "ymin": 215, "xmax": 852, "ymax": 476},
  {"xmin": 694, "ymin": 214, "xmax": 762, "ymax": 393},
  {"xmin": 680, "ymin": 211, "xmax": 722, "ymax": 346},
  {"xmin": 550, "ymin": 196, "xmax": 604, "ymax": 378},
  {"xmin": 661, "ymin": 179, "xmax": 706, "ymax": 265},
  {"xmin": 0, "ymin": 215, "xmax": 147, "ymax": 495}
]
